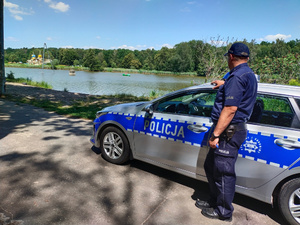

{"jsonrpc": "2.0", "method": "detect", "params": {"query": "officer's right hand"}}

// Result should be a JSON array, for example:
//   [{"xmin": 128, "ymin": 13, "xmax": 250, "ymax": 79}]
[
  {"xmin": 211, "ymin": 80, "xmax": 225, "ymax": 89},
  {"xmin": 209, "ymin": 137, "xmax": 219, "ymax": 148}
]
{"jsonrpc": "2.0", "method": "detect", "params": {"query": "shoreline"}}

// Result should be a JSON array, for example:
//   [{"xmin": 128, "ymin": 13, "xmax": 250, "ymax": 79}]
[
  {"xmin": 1, "ymin": 82, "xmax": 149, "ymax": 120},
  {"xmin": 5, "ymin": 64, "xmax": 199, "ymax": 77},
  {"xmin": 3, "ymin": 82, "xmax": 98, "ymax": 106}
]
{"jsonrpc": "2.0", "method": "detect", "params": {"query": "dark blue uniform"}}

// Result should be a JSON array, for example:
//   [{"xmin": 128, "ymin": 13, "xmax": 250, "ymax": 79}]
[{"xmin": 204, "ymin": 63, "xmax": 257, "ymax": 219}]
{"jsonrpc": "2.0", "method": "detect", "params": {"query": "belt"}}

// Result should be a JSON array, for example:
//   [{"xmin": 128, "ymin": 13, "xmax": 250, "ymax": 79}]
[
  {"xmin": 212, "ymin": 122, "xmax": 247, "ymax": 131},
  {"xmin": 229, "ymin": 122, "xmax": 247, "ymax": 131}
]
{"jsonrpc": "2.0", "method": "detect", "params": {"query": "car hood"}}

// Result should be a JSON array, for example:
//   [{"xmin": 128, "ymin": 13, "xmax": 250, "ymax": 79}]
[{"xmin": 100, "ymin": 101, "xmax": 150, "ymax": 114}]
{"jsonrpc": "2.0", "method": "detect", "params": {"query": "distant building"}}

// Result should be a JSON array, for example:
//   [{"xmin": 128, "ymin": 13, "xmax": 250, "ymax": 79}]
[{"xmin": 27, "ymin": 53, "xmax": 51, "ymax": 65}]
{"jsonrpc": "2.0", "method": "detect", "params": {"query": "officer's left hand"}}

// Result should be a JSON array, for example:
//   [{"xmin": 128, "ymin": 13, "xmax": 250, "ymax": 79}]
[{"xmin": 209, "ymin": 137, "xmax": 219, "ymax": 149}]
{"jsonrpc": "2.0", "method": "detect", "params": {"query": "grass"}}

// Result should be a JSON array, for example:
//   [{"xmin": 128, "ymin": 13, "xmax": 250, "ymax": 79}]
[
  {"xmin": 7, "ymin": 77, "xmax": 53, "ymax": 89},
  {"xmin": 3, "ymin": 92, "xmax": 150, "ymax": 120},
  {"xmin": 6, "ymin": 71, "xmax": 53, "ymax": 89}
]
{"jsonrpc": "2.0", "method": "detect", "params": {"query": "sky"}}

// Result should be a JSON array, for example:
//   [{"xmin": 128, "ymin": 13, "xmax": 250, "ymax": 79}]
[{"xmin": 3, "ymin": 0, "xmax": 300, "ymax": 50}]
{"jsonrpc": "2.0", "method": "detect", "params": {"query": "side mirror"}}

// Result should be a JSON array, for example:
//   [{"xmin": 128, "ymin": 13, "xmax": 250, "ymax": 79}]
[{"xmin": 144, "ymin": 104, "xmax": 154, "ymax": 115}]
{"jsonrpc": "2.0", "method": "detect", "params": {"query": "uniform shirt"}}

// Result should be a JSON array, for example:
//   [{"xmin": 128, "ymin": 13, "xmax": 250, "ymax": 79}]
[{"xmin": 211, "ymin": 63, "xmax": 257, "ymax": 124}]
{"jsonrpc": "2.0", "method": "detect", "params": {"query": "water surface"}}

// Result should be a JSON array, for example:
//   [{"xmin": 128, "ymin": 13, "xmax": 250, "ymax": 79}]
[{"xmin": 6, "ymin": 68, "xmax": 206, "ymax": 97}]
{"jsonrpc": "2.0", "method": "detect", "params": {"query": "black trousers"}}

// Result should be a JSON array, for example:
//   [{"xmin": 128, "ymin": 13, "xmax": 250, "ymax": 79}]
[{"xmin": 204, "ymin": 129, "xmax": 247, "ymax": 218}]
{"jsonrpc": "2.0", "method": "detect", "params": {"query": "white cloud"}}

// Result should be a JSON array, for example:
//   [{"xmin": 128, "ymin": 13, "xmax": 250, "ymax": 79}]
[
  {"xmin": 81, "ymin": 46, "xmax": 103, "ymax": 50},
  {"xmin": 61, "ymin": 45, "xmax": 74, "ymax": 49},
  {"xmin": 161, "ymin": 44, "xmax": 174, "ymax": 49},
  {"xmin": 4, "ymin": 0, "xmax": 34, "ymax": 20},
  {"xmin": 14, "ymin": 15, "xmax": 23, "ymax": 21},
  {"xmin": 111, "ymin": 44, "xmax": 149, "ymax": 50},
  {"xmin": 117, "ymin": 45, "xmax": 137, "ymax": 50},
  {"xmin": 4, "ymin": 0, "xmax": 18, "ymax": 9},
  {"xmin": 260, "ymin": 34, "xmax": 292, "ymax": 42},
  {"xmin": 44, "ymin": 0, "xmax": 70, "ymax": 12},
  {"xmin": 46, "ymin": 37, "xmax": 53, "ymax": 41},
  {"xmin": 96, "ymin": 36, "xmax": 101, "ymax": 40}
]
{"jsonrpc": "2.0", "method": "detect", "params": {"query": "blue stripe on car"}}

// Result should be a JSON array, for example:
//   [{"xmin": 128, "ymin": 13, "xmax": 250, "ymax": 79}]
[{"xmin": 94, "ymin": 112, "xmax": 300, "ymax": 170}]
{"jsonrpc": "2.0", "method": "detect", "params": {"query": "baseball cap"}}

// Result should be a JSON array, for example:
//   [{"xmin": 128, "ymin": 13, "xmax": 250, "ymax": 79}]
[{"xmin": 224, "ymin": 43, "xmax": 250, "ymax": 57}]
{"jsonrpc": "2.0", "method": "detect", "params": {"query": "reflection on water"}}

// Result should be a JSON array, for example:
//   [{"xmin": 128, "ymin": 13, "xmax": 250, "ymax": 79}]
[{"xmin": 6, "ymin": 68, "xmax": 206, "ymax": 96}]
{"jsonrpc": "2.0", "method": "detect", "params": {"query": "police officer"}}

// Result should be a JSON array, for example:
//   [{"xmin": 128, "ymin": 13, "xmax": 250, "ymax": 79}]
[{"xmin": 195, "ymin": 43, "xmax": 258, "ymax": 222}]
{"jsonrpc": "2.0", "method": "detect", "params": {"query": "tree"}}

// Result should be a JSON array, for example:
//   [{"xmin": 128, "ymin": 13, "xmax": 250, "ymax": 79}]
[
  {"xmin": 59, "ymin": 48, "xmax": 79, "ymax": 65},
  {"xmin": 8, "ymin": 53, "xmax": 19, "ymax": 63},
  {"xmin": 141, "ymin": 49, "xmax": 156, "ymax": 70},
  {"xmin": 174, "ymin": 42, "xmax": 194, "ymax": 72},
  {"xmin": 83, "ymin": 49, "xmax": 102, "ymax": 71},
  {"xmin": 116, "ymin": 49, "xmax": 131, "ymax": 67},
  {"xmin": 270, "ymin": 39, "xmax": 291, "ymax": 58},
  {"xmin": 73, "ymin": 59, "xmax": 80, "ymax": 66},
  {"xmin": 130, "ymin": 59, "xmax": 142, "ymax": 69},
  {"xmin": 122, "ymin": 52, "xmax": 141, "ymax": 69},
  {"xmin": 122, "ymin": 52, "xmax": 135, "ymax": 68},
  {"xmin": 154, "ymin": 47, "xmax": 173, "ymax": 71},
  {"xmin": 195, "ymin": 37, "xmax": 229, "ymax": 80}
]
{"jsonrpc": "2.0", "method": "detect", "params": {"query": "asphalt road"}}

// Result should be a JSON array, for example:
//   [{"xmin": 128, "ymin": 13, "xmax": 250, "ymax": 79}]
[{"xmin": 0, "ymin": 99, "xmax": 287, "ymax": 225}]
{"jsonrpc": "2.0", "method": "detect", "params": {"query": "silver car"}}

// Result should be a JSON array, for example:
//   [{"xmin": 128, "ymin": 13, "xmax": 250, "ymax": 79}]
[{"xmin": 91, "ymin": 83, "xmax": 300, "ymax": 225}]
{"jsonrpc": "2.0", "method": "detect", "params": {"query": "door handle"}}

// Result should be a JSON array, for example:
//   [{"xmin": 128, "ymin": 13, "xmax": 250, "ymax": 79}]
[
  {"xmin": 274, "ymin": 139, "xmax": 300, "ymax": 150},
  {"xmin": 187, "ymin": 124, "xmax": 208, "ymax": 133}
]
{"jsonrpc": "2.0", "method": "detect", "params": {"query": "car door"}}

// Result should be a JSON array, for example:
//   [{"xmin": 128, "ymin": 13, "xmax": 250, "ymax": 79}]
[
  {"xmin": 132, "ymin": 89, "xmax": 216, "ymax": 177},
  {"xmin": 236, "ymin": 93, "xmax": 300, "ymax": 188}
]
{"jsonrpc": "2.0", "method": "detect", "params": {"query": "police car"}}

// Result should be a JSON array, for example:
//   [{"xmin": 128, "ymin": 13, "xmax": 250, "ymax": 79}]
[{"xmin": 90, "ymin": 83, "xmax": 300, "ymax": 225}]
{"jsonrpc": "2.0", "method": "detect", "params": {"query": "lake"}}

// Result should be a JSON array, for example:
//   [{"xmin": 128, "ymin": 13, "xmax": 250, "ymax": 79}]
[{"xmin": 5, "ymin": 67, "xmax": 207, "ymax": 97}]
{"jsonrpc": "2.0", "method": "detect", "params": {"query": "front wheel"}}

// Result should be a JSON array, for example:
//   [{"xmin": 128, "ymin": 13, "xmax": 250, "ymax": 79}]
[
  {"xmin": 278, "ymin": 178, "xmax": 300, "ymax": 225},
  {"xmin": 99, "ymin": 127, "xmax": 130, "ymax": 165}
]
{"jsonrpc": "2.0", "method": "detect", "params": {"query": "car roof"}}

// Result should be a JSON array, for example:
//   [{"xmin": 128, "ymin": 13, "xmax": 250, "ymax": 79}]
[
  {"xmin": 153, "ymin": 82, "xmax": 300, "ymax": 102},
  {"xmin": 257, "ymin": 83, "xmax": 300, "ymax": 98},
  {"xmin": 193, "ymin": 83, "xmax": 300, "ymax": 98}
]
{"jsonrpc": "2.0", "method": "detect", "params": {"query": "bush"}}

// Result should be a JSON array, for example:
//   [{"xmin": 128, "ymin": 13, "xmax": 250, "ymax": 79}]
[
  {"xmin": 6, "ymin": 71, "xmax": 15, "ymax": 80},
  {"xmin": 289, "ymin": 79, "xmax": 300, "ymax": 86}
]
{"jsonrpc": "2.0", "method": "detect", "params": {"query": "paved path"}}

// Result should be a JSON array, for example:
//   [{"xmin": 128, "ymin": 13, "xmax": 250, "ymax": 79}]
[{"xmin": 0, "ymin": 99, "xmax": 286, "ymax": 225}]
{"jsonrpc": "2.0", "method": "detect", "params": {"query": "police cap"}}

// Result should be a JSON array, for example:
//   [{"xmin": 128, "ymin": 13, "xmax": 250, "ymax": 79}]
[{"xmin": 224, "ymin": 43, "xmax": 250, "ymax": 57}]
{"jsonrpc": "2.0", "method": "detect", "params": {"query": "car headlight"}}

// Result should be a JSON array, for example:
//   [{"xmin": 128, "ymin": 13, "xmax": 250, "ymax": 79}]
[{"xmin": 96, "ymin": 111, "xmax": 108, "ymax": 118}]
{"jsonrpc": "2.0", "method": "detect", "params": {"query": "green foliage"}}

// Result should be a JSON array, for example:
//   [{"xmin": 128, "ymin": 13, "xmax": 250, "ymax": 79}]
[
  {"xmin": 149, "ymin": 90, "xmax": 160, "ymax": 99},
  {"xmin": 4, "ymin": 38, "xmax": 300, "ymax": 85},
  {"xmin": 258, "ymin": 96, "xmax": 292, "ymax": 113},
  {"xmin": 52, "ymin": 59, "xmax": 59, "ymax": 66},
  {"xmin": 6, "ymin": 76, "xmax": 52, "ymax": 89},
  {"xmin": 83, "ymin": 49, "xmax": 103, "ymax": 71},
  {"xmin": 251, "ymin": 53, "xmax": 300, "ymax": 84},
  {"xmin": 289, "ymin": 79, "xmax": 300, "ymax": 86},
  {"xmin": 6, "ymin": 71, "xmax": 15, "ymax": 79},
  {"xmin": 154, "ymin": 47, "xmax": 173, "ymax": 71},
  {"xmin": 73, "ymin": 59, "xmax": 80, "ymax": 66},
  {"xmin": 122, "ymin": 52, "xmax": 142, "ymax": 69}
]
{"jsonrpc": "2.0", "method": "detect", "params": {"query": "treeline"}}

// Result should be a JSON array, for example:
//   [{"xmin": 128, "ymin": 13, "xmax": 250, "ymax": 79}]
[{"xmin": 4, "ymin": 38, "xmax": 300, "ymax": 84}]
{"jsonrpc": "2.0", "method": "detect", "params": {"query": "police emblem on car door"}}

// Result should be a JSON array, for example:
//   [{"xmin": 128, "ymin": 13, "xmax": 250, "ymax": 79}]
[{"xmin": 236, "ymin": 94, "xmax": 300, "ymax": 188}]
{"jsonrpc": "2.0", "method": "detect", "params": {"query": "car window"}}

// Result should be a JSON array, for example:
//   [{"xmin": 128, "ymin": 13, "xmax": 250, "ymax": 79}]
[
  {"xmin": 154, "ymin": 91, "xmax": 216, "ymax": 117},
  {"xmin": 249, "ymin": 94, "xmax": 298, "ymax": 128},
  {"xmin": 295, "ymin": 98, "xmax": 300, "ymax": 110}
]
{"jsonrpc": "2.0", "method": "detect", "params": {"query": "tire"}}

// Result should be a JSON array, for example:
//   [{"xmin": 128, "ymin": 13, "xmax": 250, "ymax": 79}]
[
  {"xmin": 278, "ymin": 178, "xmax": 300, "ymax": 225},
  {"xmin": 99, "ymin": 127, "xmax": 130, "ymax": 165}
]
